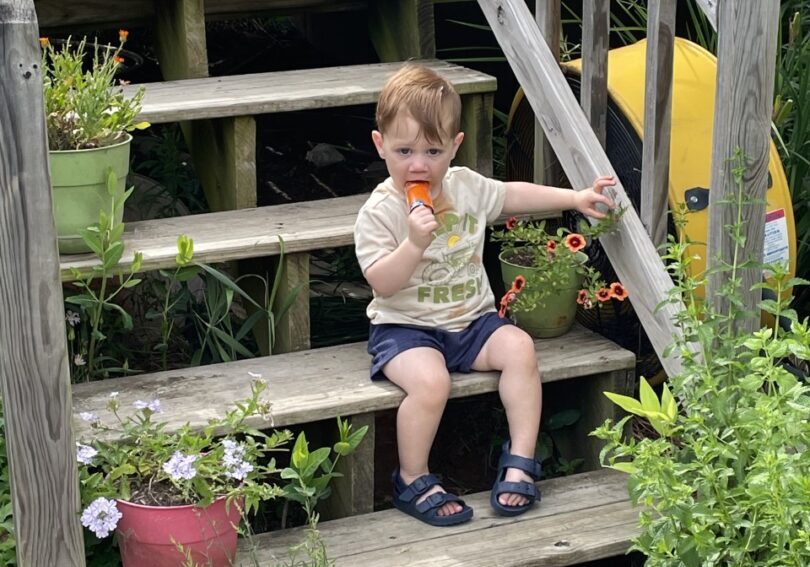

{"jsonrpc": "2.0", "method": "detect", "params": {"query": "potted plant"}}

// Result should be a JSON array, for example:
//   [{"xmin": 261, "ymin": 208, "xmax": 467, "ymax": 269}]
[
  {"xmin": 76, "ymin": 379, "xmax": 367, "ymax": 566},
  {"xmin": 492, "ymin": 208, "xmax": 626, "ymax": 338},
  {"xmin": 41, "ymin": 32, "xmax": 148, "ymax": 254}
]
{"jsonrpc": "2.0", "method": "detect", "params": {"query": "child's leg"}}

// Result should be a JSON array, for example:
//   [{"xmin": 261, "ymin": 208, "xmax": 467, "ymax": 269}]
[
  {"xmin": 472, "ymin": 325, "xmax": 541, "ymax": 508},
  {"xmin": 383, "ymin": 346, "xmax": 463, "ymax": 517}
]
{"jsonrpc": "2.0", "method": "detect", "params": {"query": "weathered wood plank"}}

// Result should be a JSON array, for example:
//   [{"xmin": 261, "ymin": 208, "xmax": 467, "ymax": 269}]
[
  {"xmin": 58, "ymin": 194, "xmax": 544, "ymax": 282},
  {"xmin": 271, "ymin": 252, "xmax": 311, "ymax": 353},
  {"xmin": 581, "ymin": 0, "xmax": 610, "ymax": 148},
  {"xmin": 153, "ymin": 0, "xmax": 208, "ymax": 81},
  {"xmin": 320, "ymin": 413, "xmax": 375, "ymax": 518},
  {"xmin": 640, "ymin": 0, "xmax": 677, "ymax": 248},
  {"xmin": 72, "ymin": 325, "xmax": 635, "ymax": 443},
  {"xmin": 368, "ymin": 0, "xmax": 435, "ymax": 61},
  {"xmin": 694, "ymin": 0, "xmax": 718, "ymax": 31},
  {"xmin": 236, "ymin": 469, "xmax": 637, "ymax": 566},
  {"xmin": 477, "ymin": 0, "xmax": 689, "ymax": 378},
  {"xmin": 120, "ymin": 60, "xmax": 496, "ymax": 124},
  {"xmin": 35, "ymin": 0, "xmax": 367, "ymax": 28},
  {"xmin": 533, "ymin": 0, "xmax": 560, "ymax": 185},
  {"xmin": 707, "ymin": 1, "xmax": 779, "ymax": 333},
  {"xmin": 0, "ymin": 2, "xmax": 85, "ymax": 564}
]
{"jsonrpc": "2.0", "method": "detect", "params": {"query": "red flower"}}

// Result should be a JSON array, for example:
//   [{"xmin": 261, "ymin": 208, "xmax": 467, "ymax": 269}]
[
  {"xmin": 505, "ymin": 216, "xmax": 518, "ymax": 230},
  {"xmin": 564, "ymin": 234, "xmax": 586, "ymax": 253},
  {"xmin": 546, "ymin": 240, "xmax": 557, "ymax": 253},
  {"xmin": 576, "ymin": 289, "xmax": 588, "ymax": 305},
  {"xmin": 596, "ymin": 288, "xmax": 612, "ymax": 302},
  {"xmin": 113, "ymin": 55, "xmax": 125, "ymax": 64},
  {"xmin": 609, "ymin": 282, "xmax": 627, "ymax": 301},
  {"xmin": 512, "ymin": 275, "xmax": 526, "ymax": 292}
]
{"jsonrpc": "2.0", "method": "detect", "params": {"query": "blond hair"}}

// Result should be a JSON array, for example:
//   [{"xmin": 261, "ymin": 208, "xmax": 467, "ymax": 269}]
[{"xmin": 375, "ymin": 63, "xmax": 462, "ymax": 143}]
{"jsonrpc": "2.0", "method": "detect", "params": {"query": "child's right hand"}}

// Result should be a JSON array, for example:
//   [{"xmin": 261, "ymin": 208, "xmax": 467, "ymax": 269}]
[{"xmin": 407, "ymin": 205, "xmax": 438, "ymax": 250}]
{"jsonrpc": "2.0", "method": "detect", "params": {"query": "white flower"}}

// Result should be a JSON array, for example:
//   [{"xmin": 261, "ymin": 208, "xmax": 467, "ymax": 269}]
[
  {"xmin": 248, "ymin": 371, "xmax": 262, "ymax": 379},
  {"xmin": 225, "ymin": 460, "xmax": 253, "ymax": 481},
  {"xmin": 76, "ymin": 443, "xmax": 97, "ymax": 465},
  {"xmin": 162, "ymin": 451, "xmax": 198, "ymax": 481},
  {"xmin": 133, "ymin": 399, "xmax": 161, "ymax": 413},
  {"xmin": 65, "ymin": 310, "xmax": 80, "ymax": 327},
  {"xmin": 79, "ymin": 412, "xmax": 99, "ymax": 423},
  {"xmin": 64, "ymin": 110, "xmax": 80, "ymax": 122},
  {"xmin": 109, "ymin": 391, "xmax": 119, "ymax": 399},
  {"xmin": 73, "ymin": 354, "xmax": 86, "ymax": 367},
  {"xmin": 81, "ymin": 497, "xmax": 122, "ymax": 539}
]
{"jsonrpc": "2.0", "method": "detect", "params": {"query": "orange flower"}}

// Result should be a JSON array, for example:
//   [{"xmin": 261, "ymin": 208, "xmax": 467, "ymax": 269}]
[
  {"xmin": 596, "ymin": 288, "xmax": 612, "ymax": 302},
  {"xmin": 39, "ymin": 37, "xmax": 49, "ymax": 46},
  {"xmin": 512, "ymin": 275, "xmax": 526, "ymax": 292},
  {"xmin": 546, "ymin": 240, "xmax": 557, "ymax": 253},
  {"xmin": 609, "ymin": 282, "xmax": 627, "ymax": 301},
  {"xmin": 576, "ymin": 289, "xmax": 588, "ymax": 305},
  {"xmin": 505, "ymin": 216, "xmax": 518, "ymax": 230},
  {"xmin": 119, "ymin": 29, "xmax": 129, "ymax": 41},
  {"xmin": 113, "ymin": 56, "xmax": 125, "ymax": 64},
  {"xmin": 564, "ymin": 233, "xmax": 586, "ymax": 253}
]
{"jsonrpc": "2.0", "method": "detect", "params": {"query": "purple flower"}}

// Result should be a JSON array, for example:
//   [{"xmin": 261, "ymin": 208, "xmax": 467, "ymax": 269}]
[
  {"xmin": 162, "ymin": 451, "xmax": 198, "ymax": 481},
  {"xmin": 133, "ymin": 399, "xmax": 162, "ymax": 413},
  {"xmin": 76, "ymin": 443, "xmax": 97, "ymax": 465},
  {"xmin": 225, "ymin": 460, "xmax": 254, "ymax": 481},
  {"xmin": 79, "ymin": 412, "xmax": 99, "ymax": 423},
  {"xmin": 81, "ymin": 497, "xmax": 122, "ymax": 539}
]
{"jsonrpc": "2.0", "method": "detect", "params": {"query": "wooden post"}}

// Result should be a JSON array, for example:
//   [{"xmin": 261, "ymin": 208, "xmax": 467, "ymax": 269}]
[
  {"xmin": 0, "ymin": 2, "xmax": 85, "ymax": 564},
  {"xmin": 368, "ymin": 0, "xmax": 435, "ymax": 61},
  {"xmin": 581, "ymin": 0, "xmax": 610, "ymax": 148},
  {"xmin": 640, "ymin": 0, "xmax": 677, "ymax": 248},
  {"xmin": 456, "ymin": 93, "xmax": 494, "ymax": 177},
  {"xmin": 694, "ymin": 0, "xmax": 718, "ymax": 31},
  {"xmin": 534, "ymin": 0, "xmax": 561, "ymax": 185},
  {"xmin": 707, "ymin": 1, "xmax": 779, "ymax": 332},
  {"xmin": 478, "ymin": 0, "xmax": 690, "ymax": 377}
]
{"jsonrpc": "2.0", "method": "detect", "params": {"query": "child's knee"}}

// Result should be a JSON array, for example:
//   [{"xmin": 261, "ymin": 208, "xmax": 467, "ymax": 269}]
[{"xmin": 410, "ymin": 368, "xmax": 452, "ymax": 400}]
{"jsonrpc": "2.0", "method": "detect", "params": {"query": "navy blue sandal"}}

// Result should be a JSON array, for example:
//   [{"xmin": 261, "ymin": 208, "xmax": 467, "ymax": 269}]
[
  {"xmin": 490, "ymin": 441, "xmax": 541, "ymax": 516},
  {"xmin": 392, "ymin": 470, "xmax": 474, "ymax": 527}
]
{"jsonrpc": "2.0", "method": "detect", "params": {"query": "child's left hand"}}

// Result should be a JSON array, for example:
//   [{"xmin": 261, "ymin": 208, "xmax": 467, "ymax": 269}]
[{"xmin": 573, "ymin": 175, "xmax": 616, "ymax": 218}]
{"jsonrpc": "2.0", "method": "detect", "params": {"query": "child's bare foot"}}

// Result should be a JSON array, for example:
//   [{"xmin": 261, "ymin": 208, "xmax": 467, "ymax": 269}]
[
  {"xmin": 498, "ymin": 468, "xmax": 534, "ymax": 507},
  {"xmin": 393, "ymin": 470, "xmax": 473, "ymax": 526}
]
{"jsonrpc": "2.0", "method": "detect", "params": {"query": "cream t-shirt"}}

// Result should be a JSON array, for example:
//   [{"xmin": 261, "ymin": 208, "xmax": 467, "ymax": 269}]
[{"xmin": 354, "ymin": 166, "xmax": 506, "ymax": 331}]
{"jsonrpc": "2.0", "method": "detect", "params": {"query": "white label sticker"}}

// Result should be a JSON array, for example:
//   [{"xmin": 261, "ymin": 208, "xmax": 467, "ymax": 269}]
[{"xmin": 763, "ymin": 208, "xmax": 790, "ymax": 271}]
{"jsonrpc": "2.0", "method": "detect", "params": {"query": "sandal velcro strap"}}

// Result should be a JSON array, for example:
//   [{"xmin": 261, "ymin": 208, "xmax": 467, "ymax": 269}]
[
  {"xmin": 415, "ymin": 491, "xmax": 464, "ymax": 514},
  {"xmin": 498, "ymin": 452, "xmax": 541, "ymax": 480},
  {"xmin": 396, "ymin": 472, "xmax": 442, "ymax": 504},
  {"xmin": 492, "ymin": 480, "xmax": 538, "ymax": 499}
]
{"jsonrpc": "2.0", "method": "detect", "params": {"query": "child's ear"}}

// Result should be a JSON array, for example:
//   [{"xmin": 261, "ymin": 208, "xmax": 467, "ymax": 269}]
[
  {"xmin": 371, "ymin": 130, "xmax": 385, "ymax": 158},
  {"xmin": 451, "ymin": 131, "xmax": 465, "ymax": 159}
]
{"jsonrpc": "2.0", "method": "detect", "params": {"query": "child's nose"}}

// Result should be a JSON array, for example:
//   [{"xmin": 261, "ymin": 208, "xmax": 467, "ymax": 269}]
[{"xmin": 409, "ymin": 154, "xmax": 428, "ymax": 171}]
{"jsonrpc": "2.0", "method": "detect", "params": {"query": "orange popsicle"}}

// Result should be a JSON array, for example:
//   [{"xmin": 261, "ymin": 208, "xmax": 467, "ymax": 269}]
[{"xmin": 405, "ymin": 181, "xmax": 433, "ymax": 213}]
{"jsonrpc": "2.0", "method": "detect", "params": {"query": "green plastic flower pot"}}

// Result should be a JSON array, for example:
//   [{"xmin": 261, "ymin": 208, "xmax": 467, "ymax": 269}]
[
  {"xmin": 49, "ymin": 134, "xmax": 131, "ymax": 254},
  {"xmin": 499, "ymin": 248, "xmax": 587, "ymax": 338}
]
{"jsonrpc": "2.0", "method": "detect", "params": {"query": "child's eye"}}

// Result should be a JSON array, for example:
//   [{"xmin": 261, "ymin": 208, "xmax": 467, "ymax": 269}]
[
  {"xmin": 396, "ymin": 148, "xmax": 411, "ymax": 156},
  {"xmin": 427, "ymin": 148, "xmax": 443, "ymax": 157}
]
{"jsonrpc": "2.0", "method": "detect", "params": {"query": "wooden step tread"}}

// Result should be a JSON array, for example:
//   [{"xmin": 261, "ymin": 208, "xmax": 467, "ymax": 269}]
[
  {"xmin": 59, "ymin": 193, "xmax": 535, "ymax": 282},
  {"xmin": 60, "ymin": 193, "xmax": 367, "ymax": 282},
  {"xmin": 234, "ymin": 469, "xmax": 638, "ymax": 566},
  {"xmin": 122, "ymin": 59, "xmax": 497, "ymax": 124},
  {"xmin": 72, "ymin": 324, "xmax": 635, "ymax": 443}
]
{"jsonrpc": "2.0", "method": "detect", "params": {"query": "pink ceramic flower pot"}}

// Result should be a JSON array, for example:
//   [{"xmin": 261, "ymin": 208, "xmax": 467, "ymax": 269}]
[{"xmin": 115, "ymin": 497, "xmax": 241, "ymax": 567}]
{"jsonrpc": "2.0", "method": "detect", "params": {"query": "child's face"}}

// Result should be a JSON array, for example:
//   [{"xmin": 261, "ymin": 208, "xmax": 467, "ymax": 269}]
[{"xmin": 371, "ymin": 112, "xmax": 464, "ymax": 194}]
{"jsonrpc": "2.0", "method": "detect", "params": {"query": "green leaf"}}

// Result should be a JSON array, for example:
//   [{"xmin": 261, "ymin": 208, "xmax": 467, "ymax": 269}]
[
  {"xmin": 302, "ymin": 447, "xmax": 331, "ymax": 479},
  {"xmin": 604, "ymin": 392, "xmax": 643, "ymax": 415},
  {"xmin": 291, "ymin": 432, "xmax": 309, "ymax": 470},
  {"xmin": 609, "ymin": 461, "xmax": 638, "ymax": 474},
  {"xmin": 333, "ymin": 441, "xmax": 351, "ymax": 456},
  {"xmin": 545, "ymin": 409, "xmax": 581, "ymax": 430},
  {"xmin": 661, "ymin": 383, "xmax": 678, "ymax": 421},
  {"xmin": 638, "ymin": 377, "xmax": 661, "ymax": 414},
  {"xmin": 108, "ymin": 464, "xmax": 137, "ymax": 479}
]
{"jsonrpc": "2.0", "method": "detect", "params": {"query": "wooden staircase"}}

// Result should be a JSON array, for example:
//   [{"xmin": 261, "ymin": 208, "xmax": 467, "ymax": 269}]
[{"xmin": 39, "ymin": 1, "xmax": 638, "ymax": 564}]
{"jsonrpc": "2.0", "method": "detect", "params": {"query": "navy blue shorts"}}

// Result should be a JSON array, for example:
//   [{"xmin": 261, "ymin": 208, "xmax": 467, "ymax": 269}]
[{"xmin": 367, "ymin": 312, "xmax": 512, "ymax": 381}]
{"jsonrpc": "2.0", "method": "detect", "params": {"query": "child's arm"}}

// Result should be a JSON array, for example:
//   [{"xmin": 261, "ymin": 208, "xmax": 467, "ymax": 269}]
[
  {"xmin": 363, "ymin": 206, "xmax": 437, "ymax": 297},
  {"xmin": 502, "ymin": 175, "xmax": 616, "ymax": 218}
]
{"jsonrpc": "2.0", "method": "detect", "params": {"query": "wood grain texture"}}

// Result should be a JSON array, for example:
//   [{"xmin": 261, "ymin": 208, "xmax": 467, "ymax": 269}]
[
  {"xmin": 271, "ymin": 252, "xmax": 311, "ymax": 353},
  {"xmin": 477, "ymin": 0, "xmax": 689, "ymax": 378},
  {"xmin": 120, "ymin": 60, "xmax": 496, "ymax": 124},
  {"xmin": 707, "ymin": 1, "xmax": 779, "ymax": 333},
  {"xmin": 154, "ymin": 0, "xmax": 208, "ymax": 81},
  {"xmin": 581, "ymin": 0, "xmax": 609, "ymax": 147},
  {"xmin": 456, "ymin": 93, "xmax": 494, "ymax": 177},
  {"xmin": 58, "ymin": 194, "xmax": 546, "ymax": 282},
  {"xmin": 694, "ymin": 0, "xmax": 718, "ymax": 31},
  {"xmin": 71, "ymin": 325, "xmax": 635, "ymax": 443},
  {"xmin": 533, "ymin": 0, "xmax": 561, "ymax": 186},
  {"xmin": 0, "ymin": 2, "xmax": 85, "ymax": 564},
  {"xmin": 235, "ymin": 469, "xmax": 637, "ymax": 566},
  {"xmin": 640, "ymin": 0, "xmax": 676, "ymax": 248}
]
